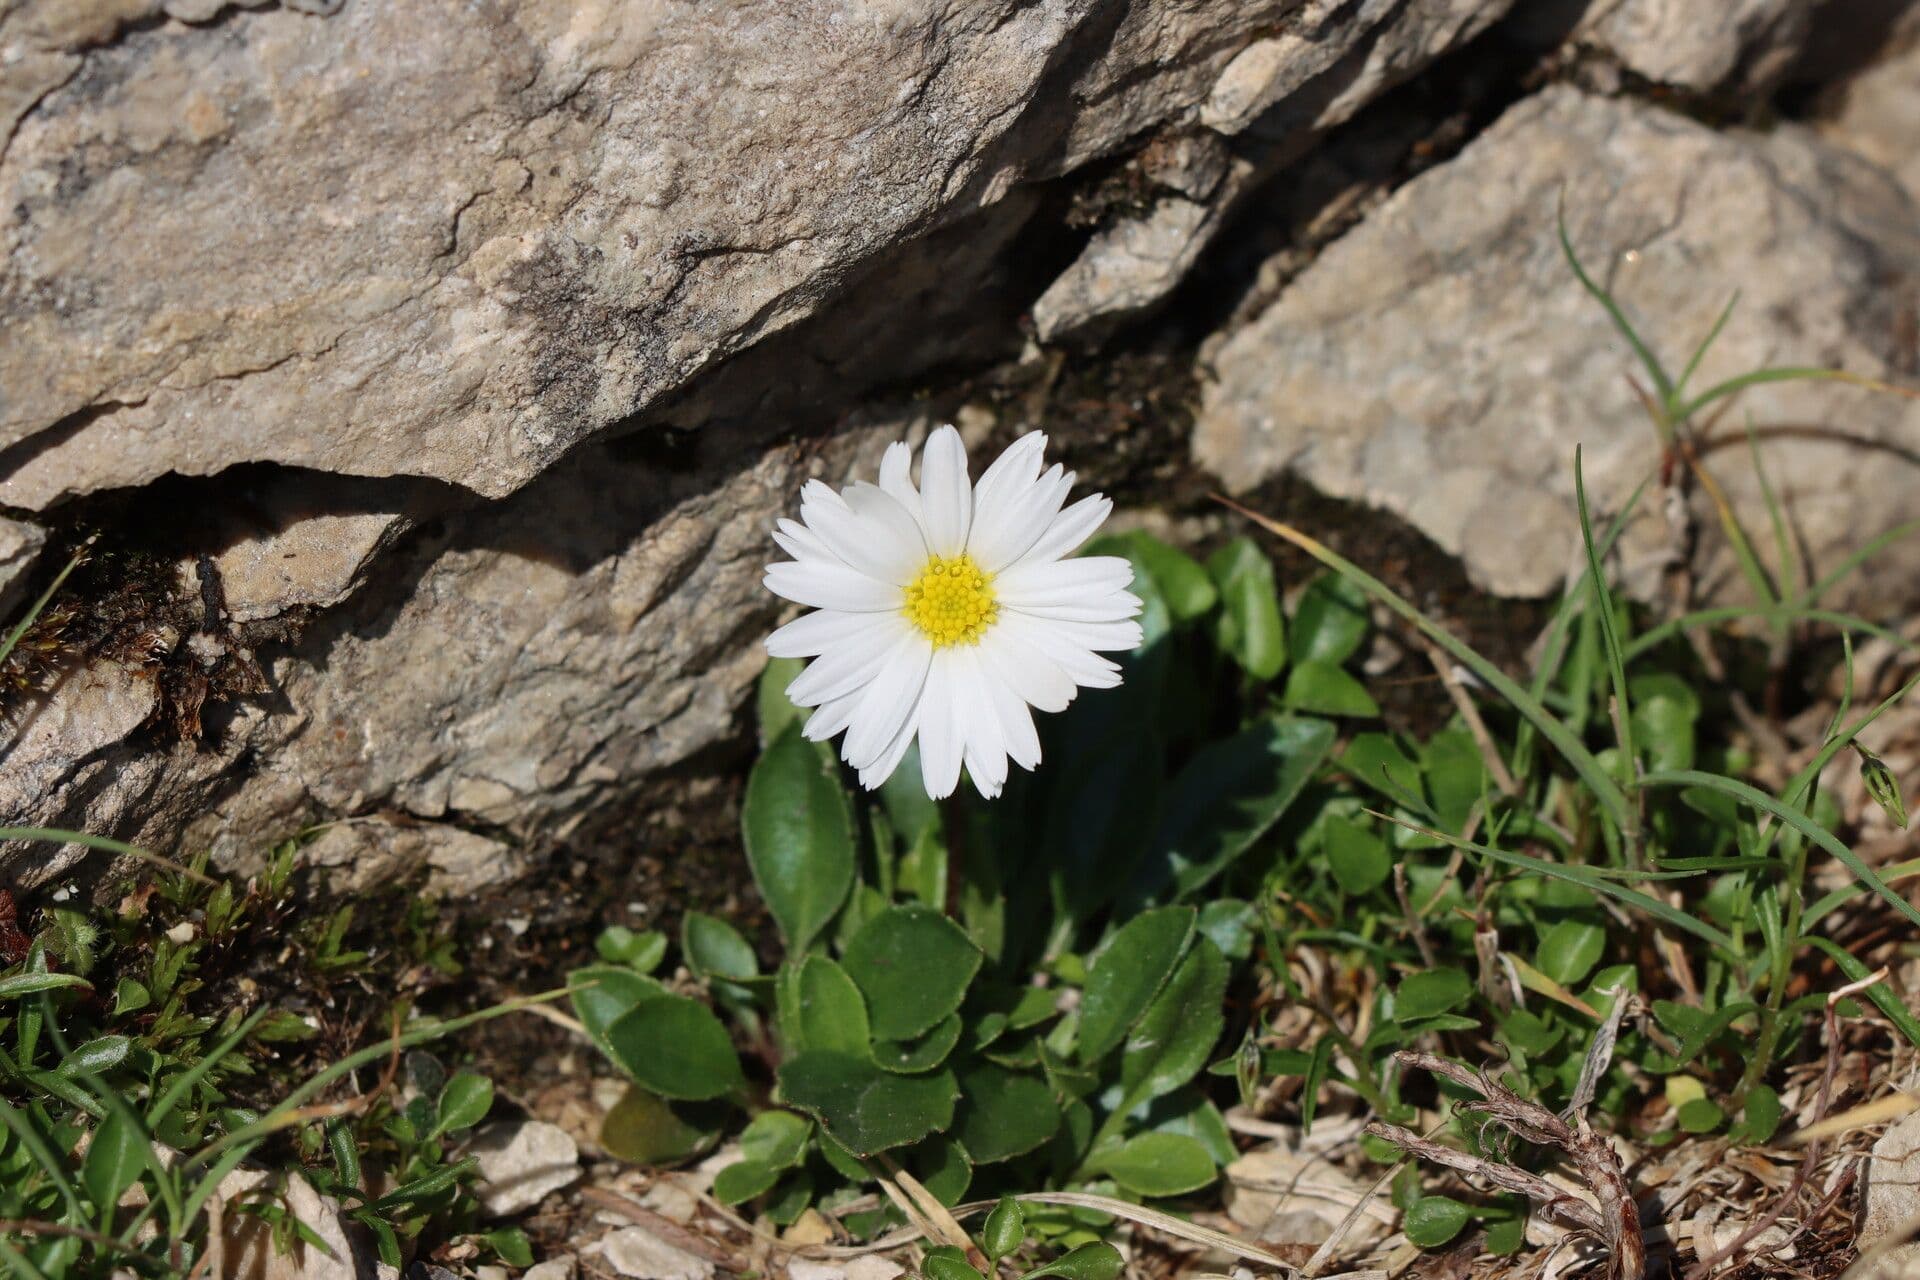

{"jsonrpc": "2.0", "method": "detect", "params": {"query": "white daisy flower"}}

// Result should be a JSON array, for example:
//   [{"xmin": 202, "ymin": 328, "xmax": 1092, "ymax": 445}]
[{"xmin": 764, "ymin": 426, "xmax": 1144, "ymax": 800}]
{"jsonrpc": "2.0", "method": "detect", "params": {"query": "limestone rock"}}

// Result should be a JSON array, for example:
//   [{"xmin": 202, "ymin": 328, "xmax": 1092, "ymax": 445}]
[
  {"xmin": 1823, "ymin": 34, "xmax": 1920, "ymax": 203},
  {"xmin": 1035, "ymin": 0, "xmax": 1515, "ymax": 343},
  {"xmin": 1860, "ymin": 1108, "xmax": 1920, "ymax": 1277},
  {"xmin": 470, "ymin": 1119, "xmax": 581, "ymax": 1217},
  {"xmin": 0, "ymin": 0, "xmax": 1326, "ymax": 509},
  {"xmin": 597, "ymin": 1227, "xmax": 713, "ymax": 1280},
  {"xmin": 1562, "ymin": 0, "xmax": 1815, "ymax": 93},
  {"xmin": 1196, "ymin": 86, "xmax": 1920, "ymax": 601},
  {"xmin": 0, "ymin": 517, "xmax": 46, "ymax": 619}
]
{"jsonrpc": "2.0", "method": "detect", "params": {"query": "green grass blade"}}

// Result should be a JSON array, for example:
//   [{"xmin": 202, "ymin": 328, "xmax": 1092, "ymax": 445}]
[
  {"xmin": 1672, "ymin": 365, "xmax": 1892, "ymax": 424},
  {"xmin": 0, "ymin": 1097, "xmax": 87, "ymax": 1222},
  {"xmin": 1802, "ymin": 859, "xmax": 1920, "ymax": 928},
  {"xmin": 1621, "ymin": 606, "xmax": 1909, "ymax": 663},
  {"xmin": 1641, "ymin": 769, "xmax": 1920, "ymax": 931},
  {"xmin": 1219, "ymin": 498, "xmax": 1635, "ymax": 840},
  {"xmin": 144, "ymin": 1006, "xmax": 272, "ymax": 1130},
  {"xmin": 1805, "ymin": 936, "xmax": 1920, "ymax": 1049},
  {"xmin": 1574, "ymin": 449, "xmax": 1637, "ymax": 797},
  {"xmin": 1675, "ymin": 292, "xmax": 1739, "ymax": 397},
  {"xmin": 1747, "ymin": 419, "xmax": 1799, "ymax": 609},
  {"xmin": 0, "ymin": 829, "xmax": 215, "ymax": 887},
  {"xmin": 1557, "ymin": 204, "xmax": 1674, "ymax": 407},
  {"xmin": 1797, "ymin": 519, "xmax": 1920, "ymax": 610},
  {"xmin": 1373, "ymin": 813, "xmax": 1732, "ymax": 949},
  {"xmin": 0, "ymin": 545, "xmax": 87, "ymax": 670},
  {"xmin": 0, "ymin": 1237, "xmax": 52, "ymax": 1280}
]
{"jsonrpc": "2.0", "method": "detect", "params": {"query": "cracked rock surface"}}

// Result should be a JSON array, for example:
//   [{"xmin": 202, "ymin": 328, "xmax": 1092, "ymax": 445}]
[
  {"xmin": 3, "ymin": 3, "xmax": 1919, "ymax": 890},
  {"xmin": 1195, "ymin": 85, "xmax": 1920, "ymax": 600}
]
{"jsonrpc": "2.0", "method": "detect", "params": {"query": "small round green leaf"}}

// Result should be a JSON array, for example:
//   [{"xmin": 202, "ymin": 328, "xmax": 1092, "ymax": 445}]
[
  {"xmin": 739, "ymin": 1109, "xmax": 812, "ymax": 1170},
  {"xmin": 1208, "ymin": 538, "xmax": 1286, "ymax": 680},
  {"xmin": 599, "ymin": 1086, "xmax": 718, "ymax": 1165},
  {"xmin": 1290, "ymin": 571, "xmax": 1370, "ymax": 666},
  {"xmin": 777, "ymin": 1051, "xmax": 957, "ymax": 1155},
  {"xmin": 982, "ymin": 1194, "xmax": 1025, "ymax": 1262},
  {"xmin": 1021, "ymin": 1242, "xmax": 1124, "ymax": 1280},
  {"xmin": 779, "ymin": 955, "xmax": 870, "ymax": 1056},
  {"xmin": 682, "ymin": 912, "xmax": 759, "ymax": 982},
  {"xmin": 1394, "ymin": 968, "xmax": 1471, "ymax": 1023},
  {"xmin": 926, "ymin": 1252, "xmax": 986, "ymax": 1280},
  {"xmin": 842, "ymin": 904, "xmax": 982, "ymax": 1041},
  {"xmin": 955, "ymin": 1065, "xmax": 1062, "ymax": 1164},
  {"xmin": 604, "ymin": 995, "xmax": 745, "ymax": 1101},
  {"xmin": 570, "ymin": 965, "xmax": 667, "ymax": 1044},
  {"xmin": 1404, "ymin": 1195, "xmax": 1471, "ymax": 1248},
  {"xmin": 874, "ymin": 1013, "xmax": 963, "ymax": 1074},
  {"xmin": 1323, "ymin": 815, "xmax": 1390, "ymax": 894},
  {"xmin": 1095, "ymin": 1132, "xmax": 1216, "ymax": 1197},
  {"xmin": 713, "ymin": 1159, "xmax": 781, "ymax": 1205},
  {"xmin": 433, "ymin": 1071, "xmax": 494, "ymax": 1136},
  {"xmin": 1283, "ymin": 661, "xmax": 1380, "ymax": 718},
  {"xmin": 1536, "ymin": 921, "xmax": 1606, "ymax": 987},
  {"xmin": 1677, "ymin": 1097, "xmax": 1725, "ymax": 1134}
]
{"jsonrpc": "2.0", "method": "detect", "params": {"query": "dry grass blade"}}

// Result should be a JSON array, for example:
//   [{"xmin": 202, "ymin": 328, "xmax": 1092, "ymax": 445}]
[
  {"xmin": 580, "ymin": 1186, "xmax": 752, "ymax": 1269},
  {"xmin": 1370, "ymin": 1051, "xmax": 1644, "ymax": 1280},
  {"xmin": 1567, "ymin": 983, "xmax": 1629, "ymax": 1118},
  {"xmin": 994, "ymin": 1192, "xmax": 1302, "ymax": 1271},
  {"xmin": 1787, "ymin": 1092, "xmax": 1918, "ymax": 1146}
]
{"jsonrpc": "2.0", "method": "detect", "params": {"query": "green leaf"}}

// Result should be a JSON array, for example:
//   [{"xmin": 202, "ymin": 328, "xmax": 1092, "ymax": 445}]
[
  {"xmin": 56, "ymin": 1036, "xmax": 131, "ymax": 1078},
  {"xmin": 777, "ymin": 1051, "xmax": 957, "ymax": 1155},
  {"xmin": 1119, "ymin": 532, "xmax": 1217, "ymax": 622},
  {"xmin": 714, "ymin": 1159, "xmax": 781, "ymax": 1205},
  {"xmin": 485, "ymin": 1228, "xmax": 535, "ymax": 1269},
  {"xmin": 1208, "ymin": 538, "xmax": 1286, "ymax": 680},
  {"xmin": 604, "ymin": 995, "xmax": 745, "ymax": 1101},
  {"xmin": 1094, "ymin": 1132, "xmax": 1216, "ymax": 1197},
  {"xmin": 1282, "ymin": 661, "xmax": 1379, "ymax": 717},
  {"xmin": 874, "ymin": 1014, "xmax": 963, "ymax": 1074},
  {"xmin": 570, "ymin": 965, "xmax": 667, "ymax": 1044},
  {"xmin": 596, "ymin": 926, "xmax": 668, "ymax": 973},
  {"xmin": 112, "ymin": 978, "xmax": 151, "ymax": 1017},
  {"xmin": 1132, "ymin": 715, "xmax": 1336, "ymax": 901},
  {"xmin": 983, "ymin": 1195, "xmax": 1025, "ymax": 1262},
  {"xmin": 744, "ymin": 723, "xmax": 856, "ymax": 952},
  {"xmin": 779, "ymin": 955, "xmax": 871, "ymax": 1056},
  {"xmin": 1735, "ymin": 1085, "xmax": 1782, "ymax": 1145},
  {"xmin": 1404, "ymin": 1195, "xmax": 1471, "ymax": 1248},
  {"xmin": 1394, "ymin": 968, "xmax": 1471, "ymax": 1022},
  {"xmin": 842, "ymin": 904, "xmax": 982, "ymax": 1041},
  {"xmin": 1290, "ymin": 571, "xmax": 1370, "ymax": 666},
  {"xmin": 1195, "ymin": 899, "xmax": 1257, "ymax": 961},
  {"xmin": 1078, "ymin": 907, "xmax": 1195, "ymax": 1064},
  {"xmin": 1117, "ymin": 939, "xmax": 1228, "ymax": 1114},
  {"xmin": 433, "ymin": 1072, "xmax": 494, "ymax": 1136},
  {"xmin": 739, "ymin": 1110, "xmax": 812, "ymax": 1170},
  {"xmin": 1324, "ymin": 815, "xmax": 1391, "ymax": 894},
  {"xmin": 1677, "ymin": 1098, "xmax": 1724, "ymax": 1134},
  {"xmin": 0, "ymin": 973, "xmax": 89, "ymax": 1001},
  {"xmin": 80, "ymin": 1109, "xmax": 146, "ymax": 1212},
  {"xmin": 1806, "ymin": 937, "xmax": 1920, "ymax": 1049},
  {"xmin": 955, "ymin": 1065, "xmax": 1062, "ymax": 1164},
  {"xmin": 1535, "ymin": 921, "xmax": 1606, "ymax": 987},
  {"xmin": 926, "ymin": 1253, "xmax": 986, "ymax": 1280},
  {"xmin": 912, "ymin": 1134, "xmax": 974, "ymax": 1206},
  {"xmin": 758, "ymin": 656, "xmax": 808, "ymax": 749},
  {"xmin": 1020, "ymin": 1243, "xmax": 1124, "ymax": 1280},
  {"xmin": 599, "ymin": 1087, "xmax": 718, "ymax": 1165},
  {"xmin": 682, "ymin": 912, "xmax": 759, "ymax": 981}
]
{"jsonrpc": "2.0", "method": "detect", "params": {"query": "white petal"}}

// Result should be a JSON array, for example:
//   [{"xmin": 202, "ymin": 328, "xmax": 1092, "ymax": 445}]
[
  {"xmin": 1039, "ymin": 619, "xmax": 1145, "ymax": 652},
  {"xmin": 917, "ymin": 650, "xmax": 965, "ymax": 799},
  {"xmin": 971, "ymin": 432, "xmax": 1046, "ymax": 519},
  {"xmin": 983, "ymin": 658, "xmax": 1042, "ymax": 771},
  {"xmin": 765, "ymin": 560, "xmax": 901, "ymax": 613},
  {"xmin": 785, "ymin": 616, "xmax": 909, "ymax": 706},
  {"xmin": 970, "ymin": 464, "xmax": 1073, "ymax": 573},
  {"xmin": 955, "ymin": 648, "xmax": 1008, "ymax": 800},
  {"xmin": 803, "ymin": 690, "xmax": 861, "ymax": 742},
  {"xmin": 919, "ymin": 425, "xmax": 973, "ymax": 557},
  {"xmin": 802, "ymin": 483, "xmax": 922, "ymax": 585},
  {"xmin": 1010, "ymin": 494, "xmax": 1112, "ymax": 570},
  {"xmin": 1005, "ymin": 595, "xmax": 1144, "ymax": 624},
  {"xmin": 977, "ymin": 621, "xmax": 1078, "ymax": 714},
  {"xmin": 857, "ymin": 701, "xmax": 921, "ymax": 791},
  {"xmin": 772, "ymin": 518, "xmax": 837, "ymax": 565},
  {"xmin": 994, "ymin": 556, "xmax": 1136, "ymax": 607},
  {"xmin": 843, "ymin": 636, "xmax": 933, "ymax": 770},
  {"xmin": 878, "ymin": 441, "xmax": 929, "ymax": 538},
  {"xmin": 998, "ymin": 611, "xmax": 1124, "ymax": 689},
  {"xmin": 767, "ymin": 608, "xmax": 879, "ymax": 658}
]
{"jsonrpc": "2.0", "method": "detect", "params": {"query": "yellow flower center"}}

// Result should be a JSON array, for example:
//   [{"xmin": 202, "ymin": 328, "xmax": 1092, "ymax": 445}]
[{"xmin": 903, "ymin": 554, "xmax": 998, "ymax": 648}]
